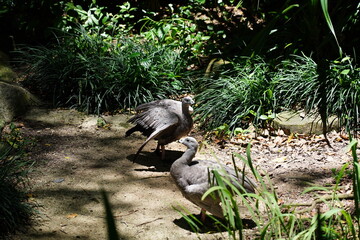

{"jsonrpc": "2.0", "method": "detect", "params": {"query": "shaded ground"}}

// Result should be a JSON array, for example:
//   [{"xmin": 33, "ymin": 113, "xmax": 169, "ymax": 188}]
[{"xmin": 10, "ymin": 107, "xmax": 356, "ymax": 240}]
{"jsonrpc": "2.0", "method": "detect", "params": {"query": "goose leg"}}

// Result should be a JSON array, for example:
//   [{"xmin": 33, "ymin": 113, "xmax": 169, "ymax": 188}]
[
  {"xmin": 160, "ymin": 145, "xmax": 166, "ymax": 160},
  {"xmin": 154, "ymin": 143, "xmax": 161, "ymax": 155},
  {"xmin": 154, "ymin": 143, "xmax": 166, "ymax": 160}
]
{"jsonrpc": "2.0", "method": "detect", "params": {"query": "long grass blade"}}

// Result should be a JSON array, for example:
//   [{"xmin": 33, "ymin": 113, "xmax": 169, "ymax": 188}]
[{"xmin": 320, "ymin": 0, "xmax": 342, "ymax": 57}]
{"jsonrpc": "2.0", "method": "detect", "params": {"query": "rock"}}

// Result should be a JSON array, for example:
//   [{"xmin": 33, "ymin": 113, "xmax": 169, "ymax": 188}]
[
  {"xmin": 273, "ymin": 110, "xmax": 339, "ymax": 135},
  {"xmin": 0, "ymin": 81, "xmax": 40, "ymax": 128},
  {"xmin": 0, "ymin": 51, "xmax": 17, "ymax": 82},
  {"xmin": 0, "ymin": 51, "xmax": 40, "ymax": 130},
  {"xmin": 53, "ymin": 178, "xmax": 65, "ymax": 183},
  {"xmin": 204, "ymin": 58, "xmax": 232, "ymax": 78},
  {"xmin": 0, "ymin": 65, "xmax": 17, "ymax": 82}
]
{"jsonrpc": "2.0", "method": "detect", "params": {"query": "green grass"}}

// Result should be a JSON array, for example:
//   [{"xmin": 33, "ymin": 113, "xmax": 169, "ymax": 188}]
[
  {"xmin": 194, "ymin": 56, "xmax": 276, "ymax": 131},
  {"xmin": 13, "ymin": 25, "xmax": 359, "ymax": 134},
  {"xmin": 0, "ymin": 123, "xmax": 35, "ymax": 237},
  {"xmin": 275, "ymin": 55, "xmax": 360, "ymax": 133},
  {"xmin": 194, "ymin": 54, "xmax": 359, "ymax": 135},
  {"xmin": 15, "ymin": 27, "xmax": 192, "ymax": 114},
  {"xmin": 178, "ymin": 142, "xmax": 360, "ymax": 239}
]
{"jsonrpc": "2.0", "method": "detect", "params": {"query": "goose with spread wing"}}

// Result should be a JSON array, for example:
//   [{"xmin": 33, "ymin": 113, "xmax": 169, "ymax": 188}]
[
  {"xmin": 126, "ymin": 96, "xmax": 194, "ymax": 161},
  {"xmin": 170, "ymin": 137, "xmax": 256, "ymax": 221}
]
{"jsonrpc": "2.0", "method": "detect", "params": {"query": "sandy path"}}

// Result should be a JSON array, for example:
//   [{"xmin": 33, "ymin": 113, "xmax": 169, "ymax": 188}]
[
  {"xmin": 14, "ymin": 108, "xmax": 230, "ymax": 240},
  {"xmin": 12, "ymin": 107, "xmax": 354, "ymax": 240}
]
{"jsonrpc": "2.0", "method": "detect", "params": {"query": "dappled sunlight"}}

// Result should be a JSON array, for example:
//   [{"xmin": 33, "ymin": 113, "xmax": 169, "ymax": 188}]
[{"xmin": 15, "ymin": 109, "xmax": 208, "ymax": 239}]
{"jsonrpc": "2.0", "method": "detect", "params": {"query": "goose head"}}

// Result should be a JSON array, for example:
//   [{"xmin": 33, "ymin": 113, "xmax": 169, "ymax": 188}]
[
  {"xmin": 182, "ymin": 96, "xmax": 194, "ymax": 106},
  {"xmin": 182, "ymin": 96, "xmax": 194, "ymax": 113},
  {"xmin": 179, "ymin": 137, "xmax": 198, "ymax": 151}
]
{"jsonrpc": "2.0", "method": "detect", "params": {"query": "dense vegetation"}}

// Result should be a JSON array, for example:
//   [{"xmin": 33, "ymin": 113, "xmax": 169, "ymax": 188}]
[
  {"xmin": 15, "ymin": 32, "xmax": 191, "ymax": 114},
  {"xmin": 2, "ymin": 0, "xmax": 358, "ymax": 132},
  {"xmin": 1, "ymin": 0, "xmax": 359, "ymax": 238},
  {"xmin": 0, "ymin": 124, "xmax": 34, "ymax": 237}
]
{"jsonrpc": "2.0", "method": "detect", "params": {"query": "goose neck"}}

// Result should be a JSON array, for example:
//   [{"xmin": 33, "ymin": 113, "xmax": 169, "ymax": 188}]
[
  {"xmin": 182, "ymin": 148, "xmax": 197, "ymax": 164},
  {"xmin": 182, "ymin": 104, "xmax": 191, "ymax": 114}
]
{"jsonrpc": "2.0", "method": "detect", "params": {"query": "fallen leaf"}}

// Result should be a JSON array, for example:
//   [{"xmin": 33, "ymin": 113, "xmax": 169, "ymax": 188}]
[
  {"xmin": 287, "ymin": 133, "xmax": 294, "ymax": 143},
  {"xmin": 335, "ymin": 137, "xmax": 343, "ymax": 142},
  {"xmin": 66, "ymin": 213, "xmax": 78, "ymax": 219},
  {"xmin": 28, "ymin": 197, "xmax": 36, "ymax": 203},
  {"xmin": 273, "ymin": 156, "xmax": 287, "ymax": 163},
  {"xmin": 340, "ymin": 134, "xmax": 349, "ymax": 140}
]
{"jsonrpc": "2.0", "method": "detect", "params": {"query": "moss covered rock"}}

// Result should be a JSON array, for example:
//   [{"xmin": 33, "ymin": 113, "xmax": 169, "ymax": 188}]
[
  {"xmin": 0, "ymin": 51, "xmax": 40, "ymax": 130},
  {"xmin": 0, "ymin": 81, "xmax": 40, "ymax": 129}
]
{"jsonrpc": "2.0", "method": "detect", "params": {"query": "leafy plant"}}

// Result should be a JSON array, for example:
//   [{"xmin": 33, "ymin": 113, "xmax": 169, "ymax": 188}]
[
  {"xmin": 348, "ymin": 138, "xmax": 360, "ymax": 222},
  {"xmin": 16, "ymin": 28, "xmax": 192, "ymax": 114},
  {"xmin": 194, "ymin": 56, "xmax": 276, "ymax": 131},
  {"xmin": 59, "ymin": 1, "xmax": 137, "ymax": 36},
  {"xmin": 275, "ymin": 54, "xmax": 360, "ymax": 133},
  {"xmin": 0, "ymin": 123, "xmax": 34, "ymax": 237},
  {"xmin": 178, "ymin": 142, "xmax": 360, "ymax": 239},
  {"xmin": 139, "ymin": 4, "xmax": 211, "ymax": 59},
  {"xmin": 274, "ymin": 54, "xmax": 318, "ymax": 111},
  {"xmin": 233, "ymin": 128, "xmax": 251, "ymax": 136},
  {"xmin": 213, "ymin": 124, "xmax": 232, "ymax": 140}
]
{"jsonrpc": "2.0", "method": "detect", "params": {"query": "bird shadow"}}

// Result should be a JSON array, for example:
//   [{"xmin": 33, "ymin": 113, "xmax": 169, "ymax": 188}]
[
  {"xmin": 127, "ymin": 149, "xmax": 184, "ymax": 172},
  {"xmin": 173, "ymin": 214, "xmax": 256, "ymax": 234}
]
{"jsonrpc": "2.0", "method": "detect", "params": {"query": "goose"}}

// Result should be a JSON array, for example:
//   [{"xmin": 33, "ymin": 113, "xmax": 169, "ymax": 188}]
[
  {"xmin": 170, "ymin": 137, "xmax": 256, "ymax": 221},
  {"xmin": 126, "ymin": 96, "xmax": 194, "ymax": 161}
]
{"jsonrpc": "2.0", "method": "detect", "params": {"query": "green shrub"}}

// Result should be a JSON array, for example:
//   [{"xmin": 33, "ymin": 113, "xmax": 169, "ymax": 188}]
[
  {"xmin": 16, "ymin": 28, "xmax": 192, "ymax": 114},
  {"xmin": 275, "ymin": 55, "xmax": 360, "ymax": 132},
  {"xmin": 194, "ymin": 54, "xmax": 359, "ymax": 134},
  {"xmin": 59, "ymin": 1, "xmax": 137, "ymax": 36},
  {"xmin": 139, "ymin": 5, "xmax": 211, "ymax": 60},
  {"xmin": 194, "ymin": 56, "xmax": 275, "ymax": 131},
  {"xmin": 0, "ymin": 124, "xmax": 34, "ymax": 236}
]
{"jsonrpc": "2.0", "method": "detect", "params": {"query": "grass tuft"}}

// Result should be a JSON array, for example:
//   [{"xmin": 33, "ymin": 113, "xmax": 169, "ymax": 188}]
[
  {"xmin": 275, "ymin": 54, "xmax": 360, "ymax": 133},
  {"xmin": 194, "ymin": 56, "xmax": 275, "ymax": 131},
  {"xmin": 15, "ymin": 27, "xmax": 192, "ymax": 114},
  {"xmin": 0, "ymin": 123, "xmax": 35, "ymax": 237}
]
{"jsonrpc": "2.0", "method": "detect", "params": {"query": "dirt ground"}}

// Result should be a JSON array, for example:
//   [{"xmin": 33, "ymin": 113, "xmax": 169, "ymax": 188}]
[{"xmin": 10, "ymin": 107, "xmax": 357, "ymax": 240}]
